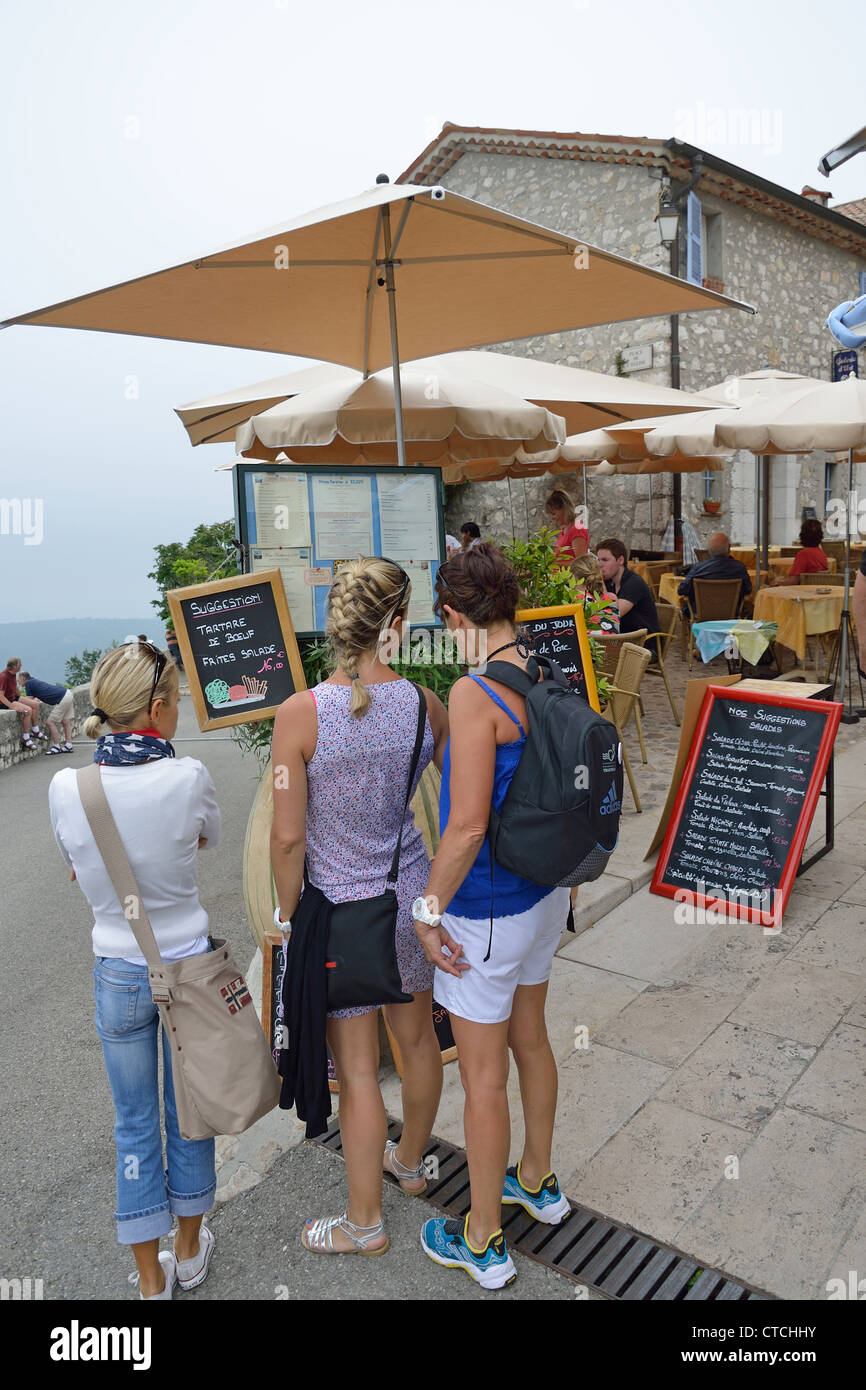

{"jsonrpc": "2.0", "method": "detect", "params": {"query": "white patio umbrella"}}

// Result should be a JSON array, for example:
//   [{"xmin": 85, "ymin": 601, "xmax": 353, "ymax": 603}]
[
  {"xmin": 3, "ymin": 180, "xmax": 751, "ymax": 468},
  {"xmin": 714, "ymin": 373, "xmax": 866, "ymax": 719},
  {"xmin": 176, "ymin": 349, "xmax": 723, "ymax": 447},
  {"xmin": 234, "ymin": 367, "xmax": 566, "ymax": 468}
]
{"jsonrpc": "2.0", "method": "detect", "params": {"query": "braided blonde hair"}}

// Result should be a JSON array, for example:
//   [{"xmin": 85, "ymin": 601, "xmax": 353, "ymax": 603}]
[{"xmin": 326, "ymin": 558, "xmax": 410, "ymax": 718}]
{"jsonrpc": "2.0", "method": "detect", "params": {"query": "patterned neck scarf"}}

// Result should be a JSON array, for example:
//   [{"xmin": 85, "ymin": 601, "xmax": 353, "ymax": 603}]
[{"xmin": 94, "ymin": 732, "xmax": 176, "ymax": 765}]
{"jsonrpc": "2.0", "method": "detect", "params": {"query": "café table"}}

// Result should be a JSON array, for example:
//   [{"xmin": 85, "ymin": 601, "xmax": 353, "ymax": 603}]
[
  {"xmin": 730, "ymin": 545, "xmax": 782, "ymax": 566},
  {"xmin": 752, "ymin": 584, "xmax": 843, "ymax": 666},
  {"xmin": 691, "ymin": 619, "xmax": 778, "ymax": 667}
]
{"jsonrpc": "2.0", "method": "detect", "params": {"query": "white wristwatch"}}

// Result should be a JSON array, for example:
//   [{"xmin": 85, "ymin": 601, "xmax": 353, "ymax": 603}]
[
  {"xmin": 412, "ymin": 896, "xmax": 442, "ymax": 928},
  {"xmin": 274, "ymin": 905, "xmax": 292, "ymax": 934}
]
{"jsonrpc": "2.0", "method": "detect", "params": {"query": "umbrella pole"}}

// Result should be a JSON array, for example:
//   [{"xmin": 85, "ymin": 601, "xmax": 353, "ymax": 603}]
[
  {"xmin": 753, "ymin": 455, "xmax": 761, "ymax": 600},
  {"xmin": 381, "ymin": 205, "xmax": 407, "ymax": 468},
  {"xmin": 835, "ymin": 447, "xmax": 864, "ymax": 722},
  {"xmin": 648, "ymin": 475, "xmax": 654, "ymax": 549}
]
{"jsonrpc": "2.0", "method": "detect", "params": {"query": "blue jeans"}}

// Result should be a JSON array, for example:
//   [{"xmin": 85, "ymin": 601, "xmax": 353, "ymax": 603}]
[{"xmin": 93, "ymin": 956, "xmax": 216, "ymax": 1244}]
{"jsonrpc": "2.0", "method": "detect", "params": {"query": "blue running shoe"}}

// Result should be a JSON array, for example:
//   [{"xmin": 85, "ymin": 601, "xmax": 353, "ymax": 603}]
[
  {"xmin": 501, "ymin": 1162, "xmax": 571, "ymax": 1224},
  {"xmin": 420, "ymin": 1216, "xmax": 517, "ymax": 1289}
]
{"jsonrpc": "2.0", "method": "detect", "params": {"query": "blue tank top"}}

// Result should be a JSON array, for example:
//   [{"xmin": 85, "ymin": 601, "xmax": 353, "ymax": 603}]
[{"xmin": 439, "ymin": 675, "xmax": 554, "ymax": 920}]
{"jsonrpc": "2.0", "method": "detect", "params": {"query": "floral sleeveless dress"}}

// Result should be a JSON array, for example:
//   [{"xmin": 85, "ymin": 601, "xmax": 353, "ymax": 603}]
[{"xmin": 305, "ymin": 678, "xmax": 435, "ymax": 1019}]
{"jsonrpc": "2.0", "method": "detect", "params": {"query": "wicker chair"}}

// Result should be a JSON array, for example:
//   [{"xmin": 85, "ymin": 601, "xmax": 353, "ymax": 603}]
[
  {"xmin": 642, "ymin": 602, "xmax": 681, "ymax": 724},
  {"xmin": 604, "ymin": 643, "xmax": 652, "ymax": 812},
  {"xmin": 687, "ymin": 578, "xmax": 746, "ymax": 670},
  {"xmin": 694, "ymin": 548, "xmax": 710, "ymax": 562},
  {"xmin": 595, "ymin": 629, "xmax": 648, "ymax": 682},
  {"xmin": 792, "ymin": 570, "xmax": 845, "ymax": 586}
]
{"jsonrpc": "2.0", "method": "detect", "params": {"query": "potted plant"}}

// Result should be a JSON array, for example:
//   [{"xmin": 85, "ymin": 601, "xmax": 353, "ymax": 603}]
[
  {"xmin": 499, "ymin": 528, "xmax": 611, "ymax": 701},
  {"xmin": 703, "ymin": 499, "xmax": 721, "ymax": 515}
]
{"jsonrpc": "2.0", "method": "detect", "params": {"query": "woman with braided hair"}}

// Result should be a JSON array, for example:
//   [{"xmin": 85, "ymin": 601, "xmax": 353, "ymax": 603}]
[{"xmin": 270, "ymin": 557, "xmax": 449, "ymax": 1255}]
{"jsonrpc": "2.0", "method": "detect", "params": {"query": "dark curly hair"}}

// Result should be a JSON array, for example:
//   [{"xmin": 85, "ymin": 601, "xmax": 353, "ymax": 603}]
[
  {"xmin": 799, "ymin": 519, "xmax": 824, "ymax": 548},
  {"xmin": 433, "ymin": 541, "xmax": 520, "ymax": 626}
]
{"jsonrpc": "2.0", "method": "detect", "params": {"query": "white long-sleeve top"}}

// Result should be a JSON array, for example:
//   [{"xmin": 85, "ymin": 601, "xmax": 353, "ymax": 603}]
[{"xmin": 49, "ymin": 758, "xmax": 222, "ymax": 963}]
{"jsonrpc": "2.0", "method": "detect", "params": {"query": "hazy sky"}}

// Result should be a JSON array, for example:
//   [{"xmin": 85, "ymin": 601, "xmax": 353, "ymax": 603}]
[{"xmin": 2, "ymin": 0, "xmax": 864, "ymax": 622}]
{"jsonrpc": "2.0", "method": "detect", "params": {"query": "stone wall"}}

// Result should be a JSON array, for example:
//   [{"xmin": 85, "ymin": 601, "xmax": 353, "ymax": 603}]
[
  {"xmin": 434, "ymin": 151, "xmax": 866, "ymax": 551},
  {"xmin": 0, "ymin": 685, "xmax": 91, "ymax": 772}
]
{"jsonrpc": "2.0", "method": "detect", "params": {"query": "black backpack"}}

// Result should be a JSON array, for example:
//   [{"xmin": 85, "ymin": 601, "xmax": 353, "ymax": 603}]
[{"xmin": 483, "ymin": 655, "xmax": 623, "ymax": 895}]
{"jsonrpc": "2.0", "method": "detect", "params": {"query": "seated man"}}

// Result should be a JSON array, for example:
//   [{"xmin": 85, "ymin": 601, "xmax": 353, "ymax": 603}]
[
  {"xmin": 0, "ymin": 657, "xmax": 44, "ymax": 750},
  {"xmin": 678, "ymin": 532, "xmax": 751, "ymax": 616},
  {"xmin": 596, "ymin": 539, "xmax": 660, "ymax": 657}
]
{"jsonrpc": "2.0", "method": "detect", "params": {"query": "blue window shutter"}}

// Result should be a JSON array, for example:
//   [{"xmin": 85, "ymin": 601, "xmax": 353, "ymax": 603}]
[
  {"xmin": 686, "ymin": 192, "xmax": 703, "ymax": 286},
  {"xmin": 860, "ymin": 270, "xmax": 866, "ymax": 297}
]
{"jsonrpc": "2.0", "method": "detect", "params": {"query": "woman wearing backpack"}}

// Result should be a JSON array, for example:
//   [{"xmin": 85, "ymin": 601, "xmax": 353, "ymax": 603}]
[{"xmin": 413, "ymin": 542, "xmax": 571, "ymax": 1289}]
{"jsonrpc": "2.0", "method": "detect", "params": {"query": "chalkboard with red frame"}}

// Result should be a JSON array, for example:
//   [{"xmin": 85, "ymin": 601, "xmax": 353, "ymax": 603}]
[{"xmin": 650, "ymin": 685, "xmax": 841, "ymax": 927}]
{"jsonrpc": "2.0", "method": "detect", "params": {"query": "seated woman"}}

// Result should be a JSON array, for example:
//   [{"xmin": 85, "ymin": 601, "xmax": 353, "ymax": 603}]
[
  {"xmin": 413, "ymin": 543, "xmax": 572, "ymax": 1290},
  {"xmin": 569, "ymin": 553, "xmax": 620, "ymax": 633},
  {"xmin": 544, "ymin": 489, "xmax": 588, "ymax": 565},
  {"xmin": 785, "ymin": 519, "xmax": 830, "ymax": 581}
]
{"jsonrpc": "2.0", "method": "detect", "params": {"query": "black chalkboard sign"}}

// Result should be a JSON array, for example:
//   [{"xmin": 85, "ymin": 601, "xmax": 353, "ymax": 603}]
[
  {"xmin": 168, "ymin": 570, "xmax": 305, "ymax": 730},
  {"xmin": 651, "ymin": 686, "xmax": 841, "ymax": 926},
  {"xmin": 515, "ymin": 604, "xmax": 600, "ymax": 711}
]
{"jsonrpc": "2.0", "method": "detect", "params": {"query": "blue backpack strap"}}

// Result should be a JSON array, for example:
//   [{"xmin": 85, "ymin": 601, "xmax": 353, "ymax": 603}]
[{"xmin": 468, "ymin": 674, "xmax": 526, "ymax": 739}]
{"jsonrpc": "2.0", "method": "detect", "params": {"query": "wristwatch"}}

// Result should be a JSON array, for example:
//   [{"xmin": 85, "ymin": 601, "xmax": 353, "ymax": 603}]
[
  {"xmin": 412, "ymin": 896, "xmax": 442, "ymax": 928},
  {"xmin": 274, "ymin": 905, "xmax": 292, "ymax": 933}
]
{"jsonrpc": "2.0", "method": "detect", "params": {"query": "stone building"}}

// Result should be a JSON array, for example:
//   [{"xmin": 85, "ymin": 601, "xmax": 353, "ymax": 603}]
[{"xmin": 398, "ymin": 127, "xmax": 866, "ymax": 552}]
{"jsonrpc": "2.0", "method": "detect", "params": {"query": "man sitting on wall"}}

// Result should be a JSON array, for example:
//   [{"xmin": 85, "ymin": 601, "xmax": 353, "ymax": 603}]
[
  {"xmin": 596, "ymin": 538, "xmax": 660, "ymax": 658},
  {"xmin": 677, "ymin": 532, "xmax": 751, "ymax": 616}
]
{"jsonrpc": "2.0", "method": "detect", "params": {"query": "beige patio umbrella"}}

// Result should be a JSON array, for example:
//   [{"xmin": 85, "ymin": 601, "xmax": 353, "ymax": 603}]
[
  {"xmin": 3, "ymin": 179, "xmax": 751, "ymax": 467},
  {"xmin": 176, "ymin": 349, "xmax": 723, "ymax": 447},
  {"xmin": 713, "ymin": 373, "xmax": 866, "ymax": 719},
  {"xmin": 234, "ymin": 367, "xmax": 566, "ymax": 466}
]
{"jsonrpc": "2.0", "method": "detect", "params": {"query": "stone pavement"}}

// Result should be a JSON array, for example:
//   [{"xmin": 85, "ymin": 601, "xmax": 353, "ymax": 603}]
[{"xmin": 226, "ymin": 650, "xmax": 866, "ymax": 1301}]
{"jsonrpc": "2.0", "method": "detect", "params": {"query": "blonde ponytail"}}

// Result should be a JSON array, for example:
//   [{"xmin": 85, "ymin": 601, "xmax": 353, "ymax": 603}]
[{"xmin": 86, "ymin": 643, "xmax": 179, "ymax": 738}]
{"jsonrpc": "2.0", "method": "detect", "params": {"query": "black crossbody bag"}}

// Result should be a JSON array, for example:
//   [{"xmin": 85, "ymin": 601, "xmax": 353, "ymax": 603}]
[{"xmin": 296, "ymin": 682, "xmax": 427, "ymax": 1011}]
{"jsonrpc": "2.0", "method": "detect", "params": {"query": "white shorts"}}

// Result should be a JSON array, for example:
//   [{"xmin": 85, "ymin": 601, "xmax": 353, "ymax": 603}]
[{"xmin": 433, "ymin": 887, "xmax": 570, "ymax": 1025}]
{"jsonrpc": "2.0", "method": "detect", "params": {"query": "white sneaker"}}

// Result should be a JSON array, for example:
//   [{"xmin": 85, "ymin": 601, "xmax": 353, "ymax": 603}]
[
  {"xmin": 140, "ymin": 1249, "xmax": 176, "ymax": 1300},
  {"xmin": 174, "ymin": 1224, "xmax": 215, "ymax": 1290}
]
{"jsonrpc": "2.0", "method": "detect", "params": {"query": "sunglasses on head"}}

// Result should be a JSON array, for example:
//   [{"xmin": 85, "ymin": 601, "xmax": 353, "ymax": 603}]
[
  {"xmin": 378, "ymin": 556, "xmax": 411, "ymax": 618},
  {"xmin": 121, "ymin": 640, "xmax": 168, "ymax": 715}
]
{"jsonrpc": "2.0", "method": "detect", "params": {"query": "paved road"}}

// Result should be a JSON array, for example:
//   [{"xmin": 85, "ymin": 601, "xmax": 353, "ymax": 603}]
[{"xmin": 0, "ymin": 695, "xmax": 261, "ymax": 1300}]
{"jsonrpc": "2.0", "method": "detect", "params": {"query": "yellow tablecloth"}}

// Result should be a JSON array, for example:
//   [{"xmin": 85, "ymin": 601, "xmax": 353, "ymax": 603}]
[
  {"xmin": 752, "ymin": 585, "xmax": 843, "ymax": 661},
  {"xmin": 730, "ymin": 545, "xmax": 782, "ymax": 566},
  {"xmin": 658, "ymin": 572, "xmax": 684, "ymax": 608}
]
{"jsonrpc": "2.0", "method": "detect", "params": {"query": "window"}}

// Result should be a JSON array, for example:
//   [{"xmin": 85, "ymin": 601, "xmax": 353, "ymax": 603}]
[{"xmin": 701, "ymin": 213, "xmax": 724, "ymax": 292}]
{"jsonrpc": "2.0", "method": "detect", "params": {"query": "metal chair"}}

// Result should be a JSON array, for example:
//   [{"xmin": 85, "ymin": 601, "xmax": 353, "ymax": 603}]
[
  {"xmin": 643, "ymin": 603, "xmax": 681, "ymax": 724},
  {"xmin": 604, "ymin": 643, "xmax": 652, "ymax": 812},
  {"xmin": 687, "ymin": 578, "xmax": 746, "ymax": 670}
]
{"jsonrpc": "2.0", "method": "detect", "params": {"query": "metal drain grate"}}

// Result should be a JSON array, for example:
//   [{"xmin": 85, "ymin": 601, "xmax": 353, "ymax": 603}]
[{"xmin": 314, "ymin": 1118, "xmax": 774, "ymax": 1301}]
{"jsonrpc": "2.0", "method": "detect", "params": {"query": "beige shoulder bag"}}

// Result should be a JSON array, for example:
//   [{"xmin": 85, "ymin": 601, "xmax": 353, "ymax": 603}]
[{"xmin": 77, "ymin": 764, "xmax": 281, "ymax": 1141}]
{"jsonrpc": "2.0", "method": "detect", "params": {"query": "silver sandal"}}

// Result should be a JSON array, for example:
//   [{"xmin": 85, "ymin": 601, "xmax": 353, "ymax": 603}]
[
  {"xmin": 302, "ymin": 1212, "xmax": 389, "ymax": 1256},
  {"xmin": 384, "ymin": 1138, "xmax": 428, "ymax": 1195}
]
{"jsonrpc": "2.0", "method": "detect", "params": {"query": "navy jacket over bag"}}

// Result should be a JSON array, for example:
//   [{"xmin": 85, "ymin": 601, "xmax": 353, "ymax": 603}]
[{"xmin": 278, "ymin": 884, "xmax": 332, "ymax": 1139}]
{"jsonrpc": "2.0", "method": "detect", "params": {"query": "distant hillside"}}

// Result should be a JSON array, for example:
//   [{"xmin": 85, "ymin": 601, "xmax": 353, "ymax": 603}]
[{"xmin": 0, "ymin": 618, "xmax": 161, "ymax": 686}]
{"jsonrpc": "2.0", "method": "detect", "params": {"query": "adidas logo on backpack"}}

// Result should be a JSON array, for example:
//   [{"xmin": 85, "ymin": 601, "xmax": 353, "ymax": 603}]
[{"xmin": 484, "ymin": 655, "xmax": 623, "ymax": 890}]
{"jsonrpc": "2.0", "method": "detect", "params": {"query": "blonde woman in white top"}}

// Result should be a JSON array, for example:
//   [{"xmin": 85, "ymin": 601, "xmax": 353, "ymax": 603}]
[{"xmin": 49, "ymin": 642, "xmax": 220, "ymax": 1300}]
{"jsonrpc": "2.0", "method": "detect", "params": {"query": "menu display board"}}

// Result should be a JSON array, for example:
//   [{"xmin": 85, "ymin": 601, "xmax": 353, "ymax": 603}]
[
  {"xmin": 515, "ymin": 603, "xmax": 600, "ymax": 712},
  {"xmin": 236, "ymin": 465, "xmax": 444, "ymax": 634},
  {"xmin": 167, "ymin": 570, "xmax": 306, "ymax": 731},
  {"xmin": 651, "ymin": 686, "xmax": 841, "ymax": 925}
]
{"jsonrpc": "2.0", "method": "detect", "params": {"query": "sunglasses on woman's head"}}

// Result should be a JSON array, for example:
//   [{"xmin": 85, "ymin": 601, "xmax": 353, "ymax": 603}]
[
  {"xmin": 121, "ymin": 640, "xmax": 168, "ymax": 715},
  {"xmin": 378, "ymin": 556, "xmax": 411, "ymax": 617}
]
